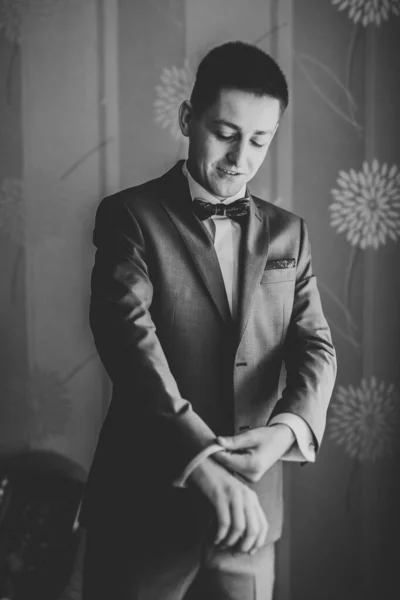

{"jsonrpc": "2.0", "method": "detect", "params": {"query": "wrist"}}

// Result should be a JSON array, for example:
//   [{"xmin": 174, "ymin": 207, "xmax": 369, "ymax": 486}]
[
  {"xmin": 174, "ymin": 443, "xmax": 224, "ymax": 488},
  {"xmin": 187, "ymin": 456, "xmax": 215, "ymax": 487}
]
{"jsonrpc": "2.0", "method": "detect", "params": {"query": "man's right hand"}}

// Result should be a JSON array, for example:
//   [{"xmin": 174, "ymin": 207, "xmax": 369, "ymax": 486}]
[{"xmin": 187, "ymin": 455, "xmax": 268, "ymax": 554}]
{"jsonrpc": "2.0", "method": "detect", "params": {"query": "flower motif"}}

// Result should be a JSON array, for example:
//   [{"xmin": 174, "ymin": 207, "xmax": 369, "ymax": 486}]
[
  {"xmin": 0, "ymin": 0, "xmax": 69, "ymax": 44},
  {"xmin": 332, "ymin": 0, "xmax": 400, "ymax": 26},
  {"xmin": 154, "ymin": 59, "xmax": 194, "ymax": 140},
  {"xmin": 0, "ymin": 177, "xmax": 24, "ymax": 244},
  {"xmin": 329, "ymin": 377, "xmax": 398, "ymax": 461},
  {"xmin": 329, "ymin": 159, "xmax": 400, "ymax": 249}
]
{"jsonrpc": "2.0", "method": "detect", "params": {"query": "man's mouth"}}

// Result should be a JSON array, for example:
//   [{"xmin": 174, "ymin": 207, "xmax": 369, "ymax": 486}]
[{"xmin": 217, "ymin": 167, "xmax": 242, "ymax": 177}]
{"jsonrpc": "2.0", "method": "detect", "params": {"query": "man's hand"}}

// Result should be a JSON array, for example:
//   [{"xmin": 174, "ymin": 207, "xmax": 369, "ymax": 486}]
[
  {"xmin": 187, "ymin": 456, "xmax": 268, "ymax": 554},
  {"xmin": 214, "ymin": 425, "xmax": 295, "ymax": 483}
]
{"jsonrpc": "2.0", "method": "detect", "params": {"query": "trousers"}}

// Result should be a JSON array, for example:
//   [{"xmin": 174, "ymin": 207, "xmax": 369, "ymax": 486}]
[{"xmin": 82, "ymin": 522, "xmax": 275, "ymax": 600}]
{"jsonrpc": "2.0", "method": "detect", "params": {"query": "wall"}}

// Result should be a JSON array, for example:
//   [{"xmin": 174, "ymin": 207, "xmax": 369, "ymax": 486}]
[
  {"xmin": 0, "ymin": 0, "xmax": 109, "ymax": 471},
  {"xmin": 291, "ymin": 2, "xmax": 400, "ymax": 598},
  {"xmin": 0, "ymin": 1, "xmax": 399, "ymax": 598}
]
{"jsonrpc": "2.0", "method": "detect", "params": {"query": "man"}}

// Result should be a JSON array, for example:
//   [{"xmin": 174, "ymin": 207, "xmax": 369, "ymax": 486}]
[{"xmin": 81, "ymin": 41, "xmax": 336, "ymax": 599}]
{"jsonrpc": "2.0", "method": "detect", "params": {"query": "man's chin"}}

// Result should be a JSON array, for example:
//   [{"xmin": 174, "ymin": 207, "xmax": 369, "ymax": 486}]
[
  {"xmin": 217, "ymin": 186, "xmax": 243, "ymax": 200},
  {"xmin": 211, "ymin": 181, "xmax": 244, "ymax": 200}
]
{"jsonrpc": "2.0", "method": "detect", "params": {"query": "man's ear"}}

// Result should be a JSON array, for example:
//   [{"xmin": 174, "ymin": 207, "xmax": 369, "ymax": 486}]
[{"xmin": 178, "ymin": 100, "xmax": 193, "ymax": 137}]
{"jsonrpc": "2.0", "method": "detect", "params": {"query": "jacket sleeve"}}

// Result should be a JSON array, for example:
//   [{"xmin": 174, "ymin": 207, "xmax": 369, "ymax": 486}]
[
  {"xmin": 89, "ymin": 196, "xmax": 218, "ymax": 475},
  {"xmin": 270, "ymin": 218, "xmax": 337, "ymax": 451}
]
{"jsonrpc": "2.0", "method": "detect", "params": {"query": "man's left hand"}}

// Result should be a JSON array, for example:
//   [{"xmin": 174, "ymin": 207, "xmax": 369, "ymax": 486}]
[{"xmin": 214, "ymin": 425, "xmax": 295, "ymax": 483}]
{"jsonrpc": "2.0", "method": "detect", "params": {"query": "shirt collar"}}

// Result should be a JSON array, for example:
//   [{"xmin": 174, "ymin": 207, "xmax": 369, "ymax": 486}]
[{"xmin": 182, "ymin": 160, "xmax": 247, "ymax": 206}]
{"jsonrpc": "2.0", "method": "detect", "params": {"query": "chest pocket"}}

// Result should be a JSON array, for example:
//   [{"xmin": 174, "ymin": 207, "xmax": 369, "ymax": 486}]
[{"xmin": 260, "ymin": 266, "xmax": 296, "ymax": 284}]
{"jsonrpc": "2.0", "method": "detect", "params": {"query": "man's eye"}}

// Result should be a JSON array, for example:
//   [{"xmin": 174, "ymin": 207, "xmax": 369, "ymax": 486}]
[
  {"xmin": 215, "ymin": 132, "xmax": 235, "ymax": 141},
  {"xmin": 251, "ymin": 140, "xmax": 266, "ymax": 148}
]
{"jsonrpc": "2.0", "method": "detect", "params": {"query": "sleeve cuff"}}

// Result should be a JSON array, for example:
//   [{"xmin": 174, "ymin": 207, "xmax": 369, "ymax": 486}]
[
  {"xmin": 268, "ymin": 413, "xmax": 316, "ymax": 463},
  {"xmin": 172, "ymin": 443, "xmax": 225, "ymax": 488}
]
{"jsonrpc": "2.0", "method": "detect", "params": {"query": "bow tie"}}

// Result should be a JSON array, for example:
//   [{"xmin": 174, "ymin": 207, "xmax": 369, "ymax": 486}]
[{"xmin": 192, "ymin": 197, "xmax": 250, "ymax": 224}]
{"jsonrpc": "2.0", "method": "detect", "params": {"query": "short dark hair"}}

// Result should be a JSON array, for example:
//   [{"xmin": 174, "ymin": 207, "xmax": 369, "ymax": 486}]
[{"xmin": 190, "ymin": 41, "xmax": 289, "ymax": 116}]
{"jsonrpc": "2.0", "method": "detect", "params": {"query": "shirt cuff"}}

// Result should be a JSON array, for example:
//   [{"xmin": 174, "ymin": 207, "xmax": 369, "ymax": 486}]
[
  {"xmin": 172, "ymin": 443, "xmax": 225, "ymax": 488},
  {"xmin": 268, "ymin": 413, "xmax": 316, "ymax": 462}
]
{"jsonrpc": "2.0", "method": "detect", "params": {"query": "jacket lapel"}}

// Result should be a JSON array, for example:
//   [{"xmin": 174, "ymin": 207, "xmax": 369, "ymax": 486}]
[
  {"xmin": 159, "ymin": 163, "xmax": 231, "ymax": 327},
  {"xmin": 237, "ymin": 194, "xmax": 270, "ymax": 345}
]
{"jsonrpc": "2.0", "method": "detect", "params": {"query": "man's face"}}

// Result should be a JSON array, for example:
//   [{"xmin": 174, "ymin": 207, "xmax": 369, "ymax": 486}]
[{"xmin": 179, "ymin": 88, "xmax": 281, "ymax": 200}]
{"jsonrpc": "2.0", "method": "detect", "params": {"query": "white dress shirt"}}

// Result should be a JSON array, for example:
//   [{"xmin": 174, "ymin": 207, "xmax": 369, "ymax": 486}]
[{"xmin": 173, "ymin": 163, "xmax": 315, "ymax": 488}]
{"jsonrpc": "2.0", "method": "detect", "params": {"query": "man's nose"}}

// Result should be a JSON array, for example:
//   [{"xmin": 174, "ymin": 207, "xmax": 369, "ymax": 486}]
[{"xmin": 227, "ymin": 141, "xmax": 247, "ymax": 168}]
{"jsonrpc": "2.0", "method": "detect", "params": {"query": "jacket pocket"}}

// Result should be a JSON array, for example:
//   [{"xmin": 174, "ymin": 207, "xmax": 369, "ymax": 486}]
[{"xmin": 260, "ymin": 266, "xmax": 296, "ymax": 284}]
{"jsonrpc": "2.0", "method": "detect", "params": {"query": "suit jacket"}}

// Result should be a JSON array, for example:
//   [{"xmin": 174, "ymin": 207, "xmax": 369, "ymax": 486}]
[{"xmin": 80, "ymin": 161, "xmax": 336, "ymax": 551}]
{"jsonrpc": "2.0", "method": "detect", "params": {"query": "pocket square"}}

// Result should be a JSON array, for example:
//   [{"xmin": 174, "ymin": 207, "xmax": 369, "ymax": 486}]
[{"xmin": 265, "ymin": 258, "xmax": 296, "ymax": 270}]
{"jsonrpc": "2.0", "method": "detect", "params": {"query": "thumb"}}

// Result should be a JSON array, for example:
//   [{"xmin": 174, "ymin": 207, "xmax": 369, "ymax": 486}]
[{"xmin": 217, "ymin": 430, "xmax": 255, "ymax": 451}]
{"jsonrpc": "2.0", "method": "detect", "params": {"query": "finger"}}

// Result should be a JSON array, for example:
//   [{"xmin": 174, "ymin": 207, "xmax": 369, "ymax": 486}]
[
  {"xmin": 218, "ymin": 492, "xmax": 245, "ymax": 549},
  {"xmin": 239, "ymin": 500, "xmax": 259, "ymax": 554},
  {"xmin": 217, "ymin": 430, "xmax": 257, "ymax": 451},
  {"xmin": 250, "ymin": 503, "xmax": 268, "ymax": 555},
  {"xmin": 213, "ymin": 499, "xmax": 231, "ymax": 546},
  {"xmin": 213, "ymin": 451, "xmax": 251, "ymax": 474}
]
